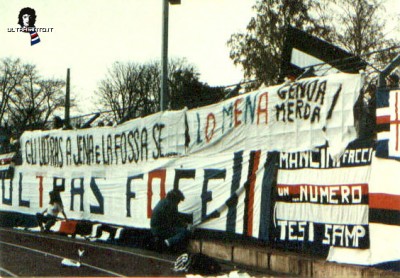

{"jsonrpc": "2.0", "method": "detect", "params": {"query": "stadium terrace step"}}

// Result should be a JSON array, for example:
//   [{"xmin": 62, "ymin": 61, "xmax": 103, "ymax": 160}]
[{"xmin": 188, "ymin": 239, "xmax": 398, "ymax": 277}]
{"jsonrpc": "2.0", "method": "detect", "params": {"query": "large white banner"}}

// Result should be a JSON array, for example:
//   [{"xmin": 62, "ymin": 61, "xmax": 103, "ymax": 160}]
[
  {"xmin": 19, "ymin": 110, "xmax": 187, "ymax": 168},
  {"xmin": 0, "ymin": 149, "xmax": 275, "ymax": 240},
  {"xmin": 274, "ymin": 141, "xmax": 373, "ymax": 250},
  {"xmin": 186, "ymin": 73, "xmax": 362, "ymax": 157},
  {"xmin": 0, "ymin": 73, "xmax": 367, "ymax": 248}
]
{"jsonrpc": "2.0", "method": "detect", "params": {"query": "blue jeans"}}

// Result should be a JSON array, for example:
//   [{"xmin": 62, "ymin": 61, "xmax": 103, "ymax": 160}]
[
  {"xmin": 166, "ymin": 226, "xmax": 190, "ymax": 246},
  {"xmin": 152, "ymin": 226, "xmax": 189, "ymax": 247}
]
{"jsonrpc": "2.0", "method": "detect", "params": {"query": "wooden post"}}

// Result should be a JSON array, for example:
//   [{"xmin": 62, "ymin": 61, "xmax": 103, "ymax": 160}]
[{"xmin": 65, "ymin": 68, "xmax": 70, "ymax": 128}]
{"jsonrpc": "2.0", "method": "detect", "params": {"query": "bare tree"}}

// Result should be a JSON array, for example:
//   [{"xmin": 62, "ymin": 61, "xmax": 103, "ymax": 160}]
[
  {"xmin": 327, "ymin": 0, "xmax": 398, "ymax": 66},
  {"xmin": 6, "ymin": 62, "xmax": 65, "ymax": 135},
  {"xmin": 0, "ymin": 58, "xmax": 25, "ymax": 126},
  {"xmin": 96, "ymin": 61, "xmax": 160, "ymax": 122},
  {"xmin": 96, "ymin": 58, "xmax": 225, "ymax": 123}
]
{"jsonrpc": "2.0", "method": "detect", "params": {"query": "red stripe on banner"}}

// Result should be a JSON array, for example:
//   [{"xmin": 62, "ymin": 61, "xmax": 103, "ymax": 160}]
[
  {"xmin": 395, "ymin": 92, "xmax": 399, "ymax": 151},
  {"xmin": 376, "ymin": 115, "xmax": 390, "ymax": 124},
  {"xmin": 36, "ymin": 176, "xmax": 44, "ymax": 208},
  {"xmin": 277, "ymin": 183, "xmax": 369, "ymax": 195},
  {"xmin": 369, "ymin": 193, "xmax": 400, "ymax": 211},
  {"xmin": 31, "ymin": 32, "xmax": 38, "ymax": 38},
  {"xmin": 0, "ymin": 158, "xmax": 12, "ymax": 165},
  {"xmin": 147, "ymin": 169, "xmax": 166, "ymax": 218},
  {"xmin": 247, "ymin": 150, "xmax": 260, "ymax": 237}
]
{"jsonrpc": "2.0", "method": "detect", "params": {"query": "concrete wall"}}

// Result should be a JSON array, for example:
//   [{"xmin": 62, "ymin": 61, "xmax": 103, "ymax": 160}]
[{"xmin": 188, "ymin": 239, "xmax": 397, "ymax": 277}]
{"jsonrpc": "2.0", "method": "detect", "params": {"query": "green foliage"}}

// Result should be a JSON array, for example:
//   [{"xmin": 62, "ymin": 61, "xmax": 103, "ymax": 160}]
[
  {"xmin": 169, "ymin": 68, "xmax": 225, "ymax": 110},
  {"xmin": 228, "ymin": 0, "xmax": 399, "ymax": 88},
  {"xmin": 228, "ymin": 0, "xmax": 319, "ymax": 87}
]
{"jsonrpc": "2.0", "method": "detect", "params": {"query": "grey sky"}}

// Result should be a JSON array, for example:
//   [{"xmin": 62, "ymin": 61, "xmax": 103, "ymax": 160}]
[
  {"xmin": 0, "ymin": 0, "xmax": 254, "ymax": 113},
  {"xmin": 0, "ymin": 0, "xmax": 399, "ymax": 114}
]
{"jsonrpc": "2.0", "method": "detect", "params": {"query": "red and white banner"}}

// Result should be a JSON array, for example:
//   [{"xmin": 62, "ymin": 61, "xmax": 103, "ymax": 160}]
[
  {"xmin": 328, "ymin": 156, "xmax": 400, "ymax": 265},
  {"xmin": 0, "ymin": 152, "xmax": 15, "ymax": 171},
  {"xmin": 376, "ymin": 89, "xmax": 400, "ymax": 159}
]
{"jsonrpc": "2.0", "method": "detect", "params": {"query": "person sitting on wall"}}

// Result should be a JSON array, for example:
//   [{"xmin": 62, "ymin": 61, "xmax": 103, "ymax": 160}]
[
  {"xmin": 53, "ymin": 116, "xmax": 64, "ymax": 129},
  {"xmin": 150, "ymin": 189, "xmax": 193, "ymax": 251},
  {"xmin": 36, "ymin": 189, "xmax": 68, "ymax": 232}
]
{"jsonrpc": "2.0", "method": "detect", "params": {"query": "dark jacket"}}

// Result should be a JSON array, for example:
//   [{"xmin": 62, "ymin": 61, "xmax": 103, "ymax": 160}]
[{"xmin": 150, "ymin": 197, "xmax": 192, "ymax": 235}]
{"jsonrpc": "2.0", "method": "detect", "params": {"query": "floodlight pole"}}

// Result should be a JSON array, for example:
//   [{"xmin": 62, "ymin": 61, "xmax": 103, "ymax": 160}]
[
  {"xmin": 161, "ymin": 0, "xmax": 180, "ymax": 112},
  {"xmin": 161, "ymin": 0, "xmax": 169, "ymax": 112},
  {"xmin": 65, "ymin": 68, "xmax": 70, "ymax": 128}
]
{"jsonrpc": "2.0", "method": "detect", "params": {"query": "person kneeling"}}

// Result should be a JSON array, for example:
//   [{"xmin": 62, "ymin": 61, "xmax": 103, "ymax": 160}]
[{"xmin": 150, "ymin": 189, "xmax": 192, "ymax": 251}]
